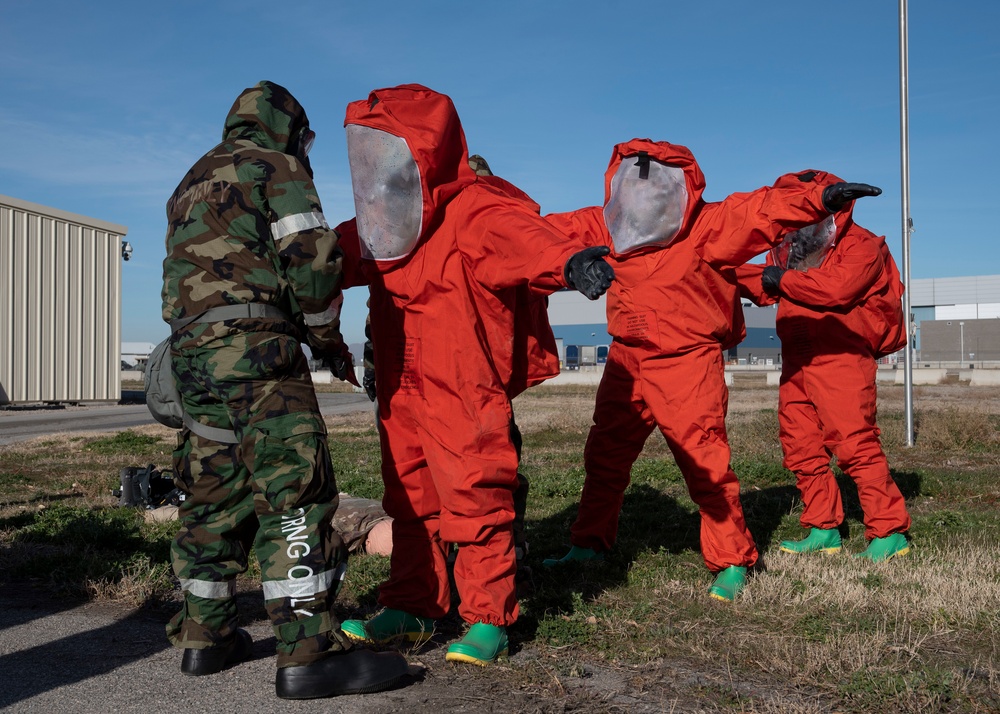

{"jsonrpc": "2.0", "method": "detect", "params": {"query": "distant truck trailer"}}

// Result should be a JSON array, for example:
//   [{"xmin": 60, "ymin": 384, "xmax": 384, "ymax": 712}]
[{"xmin": 563, "ymin": 344, "xmax": 604, "ymax": 370}]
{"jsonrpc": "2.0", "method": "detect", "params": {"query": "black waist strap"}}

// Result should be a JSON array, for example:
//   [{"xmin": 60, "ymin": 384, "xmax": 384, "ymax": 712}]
[{"xmin": 171, "ymin": 304, "xmax": 288, "ymax": 333}]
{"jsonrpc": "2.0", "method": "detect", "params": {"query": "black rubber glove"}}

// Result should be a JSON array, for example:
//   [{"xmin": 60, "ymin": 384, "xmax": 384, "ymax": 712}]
[
  {"xmin": 822, "ymin": 182, "xmax": 882, "ymax": 213},
  {"xmin": 361, "ymin": 339, "xmax": 376, "ymax": 401},
  {"xmin": 326, "ymin": 344, "xmax": 360, "ymax": 387},
  {"xmin": 762, "ymin": 265, "xmax": 786, "ymax": 295},
  {"xmin": 564, "ymin": 246, "xmax": 615, "ymax": 300}
]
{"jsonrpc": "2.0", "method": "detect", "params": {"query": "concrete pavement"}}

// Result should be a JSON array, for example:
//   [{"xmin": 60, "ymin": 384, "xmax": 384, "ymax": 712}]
[
  {"xmin": 0, "ymin": 392, "xmax": 375, "ymax": 447},
  {"xmin": 0, "ymin": 585, "xmax": 425, "ymax": 713}
]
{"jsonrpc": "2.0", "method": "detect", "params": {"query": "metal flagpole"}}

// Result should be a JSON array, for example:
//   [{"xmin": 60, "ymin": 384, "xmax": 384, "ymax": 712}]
[{"xmin": 899, "ymin": 0, "xmax": 915, "ymax": 446}]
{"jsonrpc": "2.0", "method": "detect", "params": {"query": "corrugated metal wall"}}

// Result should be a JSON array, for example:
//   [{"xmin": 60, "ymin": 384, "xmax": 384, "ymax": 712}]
[{"xmin": 0, "ymin": 194, "xmax": 127, "ymax": 404}]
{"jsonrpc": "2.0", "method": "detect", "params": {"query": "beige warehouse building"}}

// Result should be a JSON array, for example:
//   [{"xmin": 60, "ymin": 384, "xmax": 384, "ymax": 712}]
[{"xmin": 1, "ymin": 194, "xmax": 128, "ymax": 404}]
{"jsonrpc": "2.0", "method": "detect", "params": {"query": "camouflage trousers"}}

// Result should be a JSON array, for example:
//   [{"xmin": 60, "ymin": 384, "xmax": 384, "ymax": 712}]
[{"xmin": 165, "ymin": 326, "xmax": 351, "ymax": 667}]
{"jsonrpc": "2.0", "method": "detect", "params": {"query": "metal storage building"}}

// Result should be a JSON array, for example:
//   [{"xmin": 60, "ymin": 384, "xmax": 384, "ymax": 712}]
[{"xmin": 1, "ymin": 194, "xmax": 128, "ymax": 404}]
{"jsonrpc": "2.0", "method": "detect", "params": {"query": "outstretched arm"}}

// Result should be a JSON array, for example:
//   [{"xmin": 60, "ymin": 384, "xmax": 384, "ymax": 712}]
[{"xmin": 697, "ymin": 171, "xmax": 881, "ymax": 269}]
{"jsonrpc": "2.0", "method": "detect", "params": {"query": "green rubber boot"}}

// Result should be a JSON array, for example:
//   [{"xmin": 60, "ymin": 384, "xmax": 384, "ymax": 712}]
[
  {"xmin": 341, "ymin": 608, "xmax": 435, "ymax": 644},
  {"xmin": 445, "ymin": 623, "xmax": 509, "ymax": 666},
  {"xmin": 854, "ymin": 532, "xmax": 911, "ymax": 563},
  {"xmin": 779, "ymin": 527, "xmax": 843, "ymax": 554},
  {"xmin": 541, "ymin": 545, "xmax": 604, "ymax": 567},
  {"xmin": 708, "ymin": 566, "xmax": 747, "ymax": 602}
]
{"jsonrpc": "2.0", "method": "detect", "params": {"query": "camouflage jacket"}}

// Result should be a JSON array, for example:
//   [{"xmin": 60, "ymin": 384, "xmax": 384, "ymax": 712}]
[{"xmin": 161, "ymin": 81, "xmax": 347, "ymax": 358}]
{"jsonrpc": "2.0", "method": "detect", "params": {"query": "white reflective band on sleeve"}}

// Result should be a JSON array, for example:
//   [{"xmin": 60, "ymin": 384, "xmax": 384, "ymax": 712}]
[
  {"xmin": 180, "ymin": 578, "xmax": 236, "ymax": 600},
  {"xmin": 262, "ymin": 567, "xmax": 340, "ymax": 602},
  {"xmin": 303, "ymin": 293, "xmax": 344, "ymax": 327},
  {"xmin": 270, "ymin": 211, "xmax": 330, "ymax": 243}
]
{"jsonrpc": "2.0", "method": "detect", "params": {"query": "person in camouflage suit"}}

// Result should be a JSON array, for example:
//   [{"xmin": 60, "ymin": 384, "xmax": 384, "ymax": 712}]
[{"xmin": 161, "ymin": 80, "xmax": 408, "ymax": 700}]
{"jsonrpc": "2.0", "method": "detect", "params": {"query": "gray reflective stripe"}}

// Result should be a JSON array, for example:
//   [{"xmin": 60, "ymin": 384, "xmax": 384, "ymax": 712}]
[
  {"xmin": 170, "ymin": 303, "xmax": 288, "ymax": 332},
  {"xmin": 183, "ymin": 412, "xmax": 239, "ymax": 444},
  {"xmin": 181, "ymin": 578, "xmax": 236, "ymax": 599},
  {"xmin": 302, "ymin": 294, "xmax": 343, "ymax": 327},
  {"xmin": 270, "ymin": 211, "xmax": 329, "ymax": 243},
  {"xmin": 262, "ymin": 568, "xmax": 341, "ymax": 602}
]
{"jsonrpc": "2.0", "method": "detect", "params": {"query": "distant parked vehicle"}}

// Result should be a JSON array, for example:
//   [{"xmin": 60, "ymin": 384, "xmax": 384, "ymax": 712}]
[{"xmin": 565, "ymin": 345, "xmax": 580, "ymax": 370}]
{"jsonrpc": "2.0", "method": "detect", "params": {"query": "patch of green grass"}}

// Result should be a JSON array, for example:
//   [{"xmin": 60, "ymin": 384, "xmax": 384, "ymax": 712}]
[
  {"xmin": 527, "ymin": 466, "xmax": 588, "ymax": 502},
  {"xmin": 15, "ymin": 504, "xmax": 144, "ymax": 548},
  {"xmin": 0, "ymin": 472, "xmax": 32, "ymax": 488},
  {"xmin": 4, "ymin": 504, "xmax": 175, "ymax": 598},
  {"xmin": 84, "ymin": 430, "xmax": 168, "ymax": 456},
  {"xmin": 535, "ymin": 591, "xmax": 597, "ymax": 647},
  {"xmin": 731, "ymin": 457, "xmax": 791, "ymax": 487},
  {"xmin": 629, "ymin": 457, "xmax": 683, "ymax": 484},
  {"xmin": 327, "ymin": 430, "xmax": 384, "ymax": 498},
  {"xmin": 791, "ymin": 613, "xmax": 831, "ymax": 643},
  {"xmin": 908, "ymin": 507, "xmax": 998, "ymax": 547},
  {"xmin": 859, "ymin": 571, "xmax": 885, "ymax": 591},
  {"xmin": 524, "ymin": 427, "xmax": 589, "ymax": 453},
  {"xmin": 838, "ymin": 665, "xmax": 958, "ymax": 712},
  {"xmin": 338, "ymin": 553, "xmax": 391, "ymax": 612}
]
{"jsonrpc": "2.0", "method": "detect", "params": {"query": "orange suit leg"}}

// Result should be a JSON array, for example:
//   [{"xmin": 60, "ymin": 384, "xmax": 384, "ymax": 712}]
[
  {"xmin": 572, "ymin": 345, "xmax": 656, "ymax": 552},
  {"xmin": 376, "ymin": 397, "xmax": 452, "ymax": 620},
  {"xmin": 424, "ymin": 390, "xmax": 519, "ymax": 627},
  {"xmin": 778, "ymin": 362, "xmax": 845, "ymax": 530},
  {"xmin": 645, "ymin": 346, "xmax": 758, "ymax": 572},
  {"xmin": 805, "ymin": 354, "xmax": 911, "ymax": 539}
]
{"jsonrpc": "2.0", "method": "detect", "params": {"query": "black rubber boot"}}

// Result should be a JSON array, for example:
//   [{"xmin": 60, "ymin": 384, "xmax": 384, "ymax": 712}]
[
  {"xmin": 180, "ymin": 628, "xmax": 253, "ymax": 676},
  {"xmin": 275, "ymin": 648, "xmax": 410, "ymax": 699}
]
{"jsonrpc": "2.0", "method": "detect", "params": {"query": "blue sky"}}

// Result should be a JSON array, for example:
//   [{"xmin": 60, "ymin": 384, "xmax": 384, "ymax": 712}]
[{"xmin": 2, "ymin": 1, "xmax": 997, "ymax": 345}]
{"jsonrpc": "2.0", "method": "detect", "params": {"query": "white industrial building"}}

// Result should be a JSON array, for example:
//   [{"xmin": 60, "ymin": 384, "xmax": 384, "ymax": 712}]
[
  {"xmin": 547, "ymin": 274, "xmax": 1000, "ymax": 367},
  {"xmin": 1, "ymin": 194, "xmax": 128, "ymax": 404}
]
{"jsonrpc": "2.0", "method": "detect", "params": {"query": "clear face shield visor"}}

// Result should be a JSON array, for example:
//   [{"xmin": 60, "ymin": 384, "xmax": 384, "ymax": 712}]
[
  {"xmin": 770, "ymin": 215, "xmax": 837, "ymax": 270},
  {"xmin": 603, "ymin": 155, "xmax": 687, "ymax": 255},
  {"xmin": 346, "ymin": 124, "xmax": 423, "ymax": 261},
  {"xmin": 289, "ymin": 127, "xmax": 316, "ymax": 164},
  {"xmin": 298, "ymin": 128, "xmax": 315, "ymax": 157}
]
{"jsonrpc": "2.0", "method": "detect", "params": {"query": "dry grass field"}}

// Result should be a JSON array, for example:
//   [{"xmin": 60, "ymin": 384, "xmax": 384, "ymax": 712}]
[{"xmin": 1, "ymin": 379, "xmax": 998, "ymax": 712}]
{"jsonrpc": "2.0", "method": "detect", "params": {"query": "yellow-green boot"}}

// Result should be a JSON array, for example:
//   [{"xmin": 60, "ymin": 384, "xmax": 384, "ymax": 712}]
[
  {"xmin": 854, "ymin": 532, "xmax": 910, "ymax": 563},
  {"xmin": 445, "ymin": 623, "xmax": 509, "ymax": 666},
  {"xmin": 779, "ymin": 527, "xmax": 842, "ymax": 554},
  {"xmin": 541, "ymin": 545, "xmax": 603, "ymax": 567},
  {"xmin": 708, "ymin": 566, "xmax": 747, "ymax": 602},
  {"xmin": 341, "ymin": 608, "xmax": 434, "ymax": 644}
]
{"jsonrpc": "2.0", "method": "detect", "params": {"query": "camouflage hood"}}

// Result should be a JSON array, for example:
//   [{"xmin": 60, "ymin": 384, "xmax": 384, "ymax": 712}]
[{"xmin": 223, "ymin": 80, "xmax": 309, "ymax": 154}]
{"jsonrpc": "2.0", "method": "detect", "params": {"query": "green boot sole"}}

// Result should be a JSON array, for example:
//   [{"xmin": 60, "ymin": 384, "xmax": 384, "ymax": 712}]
[
  {"xmin": 341, "ymin": 608, "xmax": 435, "ymax": 644},
  {"xmin": 445, "ymin": 623, "xmax": 509, "ymax": 666}
]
